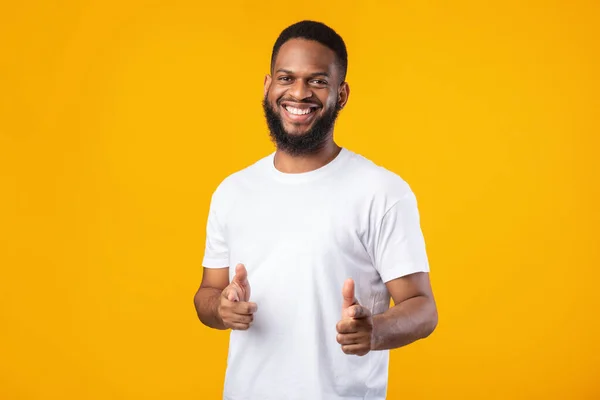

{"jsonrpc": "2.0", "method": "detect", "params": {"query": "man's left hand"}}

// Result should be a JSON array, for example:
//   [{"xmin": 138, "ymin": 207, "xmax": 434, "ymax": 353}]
[{"xmin": 336, "ymin": 278, "xmax": 373, "ymax": 356}]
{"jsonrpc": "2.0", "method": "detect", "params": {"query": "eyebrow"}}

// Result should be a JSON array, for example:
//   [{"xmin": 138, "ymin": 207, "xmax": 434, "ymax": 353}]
[{"xmin": 275, "ymin": 69, "xmax": 330, "ymax": 78}]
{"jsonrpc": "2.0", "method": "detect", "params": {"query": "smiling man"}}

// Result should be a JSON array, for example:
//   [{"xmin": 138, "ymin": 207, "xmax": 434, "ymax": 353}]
[{"xmin": 194, "ymin": 20, "xmax": 438, "ymax": 400}]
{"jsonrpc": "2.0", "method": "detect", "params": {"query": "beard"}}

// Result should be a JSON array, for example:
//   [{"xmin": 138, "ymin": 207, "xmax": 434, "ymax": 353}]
[{"xmin": 262, "ymin": 96, "xmax": 341, "ymax": 156}]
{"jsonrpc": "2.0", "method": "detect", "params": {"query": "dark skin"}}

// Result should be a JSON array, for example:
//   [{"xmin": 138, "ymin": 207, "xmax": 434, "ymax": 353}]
[
  {"xmin": 194, "ymin": 38, "xmax": 438, "ymax": 354},
  {"xmin": 264, "ymin": 38, "xmax": 349, "ymax": 173}
]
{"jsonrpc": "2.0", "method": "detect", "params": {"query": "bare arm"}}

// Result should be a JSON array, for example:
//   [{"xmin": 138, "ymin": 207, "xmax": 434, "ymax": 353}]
[
  {"xmin": 371, "ymin": 272, "xmax": 438, "ymax": 351},
  {"xmin": 194, "ymin": 267, "xmax": 229, "ymax": 330}
]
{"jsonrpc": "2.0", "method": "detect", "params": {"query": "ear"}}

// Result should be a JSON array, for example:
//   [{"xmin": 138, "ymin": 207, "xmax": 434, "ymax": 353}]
[
  {"xmin": 338, "ymin": 81, "xmax": 350, "ymax": 109},
  {"xmin": 264, "ymin": 74, "xmax": 272, "ymax": 97}
]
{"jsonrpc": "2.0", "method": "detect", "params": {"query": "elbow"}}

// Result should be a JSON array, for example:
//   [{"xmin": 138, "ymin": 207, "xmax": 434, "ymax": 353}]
[
  {"xmin": 421, "ymin": 302, "xmax": 438, "ymax": 339},
  {"xmin": 193, "ymin": 288, "xmax": 200, "ymax": 309},
  {"xmin": 193, "ymin": 289, "xmax": 204, "ymax": 319}
]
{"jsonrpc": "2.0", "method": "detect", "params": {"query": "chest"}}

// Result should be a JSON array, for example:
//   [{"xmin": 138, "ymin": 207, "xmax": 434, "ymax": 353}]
[
  {"xmin": 223, "ymin": 185, "xmax": 388, "ymax": 317},
  {"xmin": 225, "ymin": 186, "xmax": 371, "ymax": 260}
]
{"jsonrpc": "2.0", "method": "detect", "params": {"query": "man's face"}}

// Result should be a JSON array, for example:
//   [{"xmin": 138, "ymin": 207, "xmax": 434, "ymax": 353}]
[{"xmin": 263, "ymin": 38, "xmax": 349, "ymax": 155}]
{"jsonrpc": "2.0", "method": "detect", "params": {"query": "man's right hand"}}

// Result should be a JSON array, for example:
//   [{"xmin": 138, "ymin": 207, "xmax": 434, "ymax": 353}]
[{"xmin": 217, "ymin": 263, "xmax": 257, "ymax": 330}]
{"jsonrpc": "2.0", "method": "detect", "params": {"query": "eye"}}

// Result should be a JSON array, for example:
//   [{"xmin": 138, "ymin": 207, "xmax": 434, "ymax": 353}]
[
  {"xmin": 278, "ymin": 76, "xmax": 293, "ymax": 83},
  {"xmin": 310, "ymin": 79, "xmax": 328, "ymax": 86}
]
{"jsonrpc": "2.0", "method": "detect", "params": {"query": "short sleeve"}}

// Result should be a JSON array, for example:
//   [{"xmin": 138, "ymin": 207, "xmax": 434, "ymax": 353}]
[
  {"xmin": 202, "ymin": 190, "xmax": 229, "ymax": 268},
  {"xmin": 373, "ymin": 190, "xmax": 430, "ymax": 282}
]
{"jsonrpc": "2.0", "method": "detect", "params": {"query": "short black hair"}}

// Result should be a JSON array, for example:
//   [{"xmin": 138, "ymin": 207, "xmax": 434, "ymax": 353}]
[{"xmin": 270, "ymin": 20, "xmax": 348, "ymax": 82}]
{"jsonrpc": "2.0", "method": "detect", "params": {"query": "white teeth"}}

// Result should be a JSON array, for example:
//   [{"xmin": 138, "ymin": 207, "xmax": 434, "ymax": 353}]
[{"xmin": 285, "ymin": 106, "xmax": 313, "ymax": 115}]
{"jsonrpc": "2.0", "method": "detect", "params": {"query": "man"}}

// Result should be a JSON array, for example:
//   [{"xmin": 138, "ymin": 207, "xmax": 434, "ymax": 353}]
[{"xmin": 194, "ymin": 20, "xmax": 437, "ymax": 400}]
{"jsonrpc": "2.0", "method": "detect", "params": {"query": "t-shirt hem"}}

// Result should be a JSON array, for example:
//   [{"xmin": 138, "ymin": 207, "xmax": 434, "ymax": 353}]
[
  {"xmin": 202, "ymin": 257, "xmax": 229, "ymax": 268},
  {"xmin": 380, "ymin": 265, "xmax": 430, "ymax": 283}
]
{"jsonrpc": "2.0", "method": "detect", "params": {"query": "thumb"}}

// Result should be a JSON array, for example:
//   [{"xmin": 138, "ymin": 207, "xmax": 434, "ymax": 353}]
[
  {"xmin": 341, "ymin": 278, "xmax": 356, "ymax": 310},
  {"xmin": 230, "ymin": 263, "xmax": 250, "ymax": 302},
  {"xmin": 231, "ymin": 263, "xmax": 248, "ymax": 286}
]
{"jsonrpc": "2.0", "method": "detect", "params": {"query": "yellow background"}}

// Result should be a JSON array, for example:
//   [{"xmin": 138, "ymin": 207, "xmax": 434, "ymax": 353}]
[{"xmin": 1, "ymin": 1, "xmax": 599, "ymax": 399}]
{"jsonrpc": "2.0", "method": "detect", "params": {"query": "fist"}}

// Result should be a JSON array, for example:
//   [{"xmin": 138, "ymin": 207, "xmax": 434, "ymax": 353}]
[
  {"xmin": 218, "ymin": 263, "xmax": 257, "ymax": 330},
  {"xmin": 336, "ymin": 278, "xmax": 373, "ymax": 356}
]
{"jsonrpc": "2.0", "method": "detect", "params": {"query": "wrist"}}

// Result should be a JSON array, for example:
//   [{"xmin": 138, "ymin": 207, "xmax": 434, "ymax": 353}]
[
  {"xmin": 214, "ymin": 290, "xmax": 228, "ymax": 329},
  {"xmin": 370, "ymin": 314, "xmax": 384, "ymax": 351}
]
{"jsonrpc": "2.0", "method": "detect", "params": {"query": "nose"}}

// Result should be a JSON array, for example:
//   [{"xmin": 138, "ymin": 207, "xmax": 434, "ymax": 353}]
[{"xmin": 288, "ymin": 80, "xmax": 313, "ymax": 100}]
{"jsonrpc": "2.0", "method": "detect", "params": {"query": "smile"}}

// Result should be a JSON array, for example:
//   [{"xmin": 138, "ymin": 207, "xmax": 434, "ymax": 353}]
[
  {"xmin": 284, "ymin": 105, "xmax": 317, "ymax": 115},
  {"xmin": 280, "ymin": 102, "xmax": 321, "ymax": 124}
]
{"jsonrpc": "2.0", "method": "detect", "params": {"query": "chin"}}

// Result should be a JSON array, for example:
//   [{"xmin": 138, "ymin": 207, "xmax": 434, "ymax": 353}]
[
  {"xmin": 285, "ymin": 130, "xmax": 309, "ymax": 137},
  {"xmin": 283, "ymin": 124, "xmax": 312, "ymax": 136}
]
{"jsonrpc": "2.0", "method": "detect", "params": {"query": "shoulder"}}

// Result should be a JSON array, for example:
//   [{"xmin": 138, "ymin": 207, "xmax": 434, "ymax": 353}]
[
  {"xmin": 211, "ymin": 151, "xmax": 273, "ymax": 202},
  {"xmin": 343, "ymin": 149, "xmax": 414, "ymax": 202}
]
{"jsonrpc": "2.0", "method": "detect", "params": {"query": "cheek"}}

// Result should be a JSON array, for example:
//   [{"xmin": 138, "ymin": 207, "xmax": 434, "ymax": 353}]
[
  {"xmin": 268, "ymin": 88, "xmax": 285, "ymax": 103},
  {"xmin": 324, "ymin": 92, "xmax": 339, "ymax": 109}
]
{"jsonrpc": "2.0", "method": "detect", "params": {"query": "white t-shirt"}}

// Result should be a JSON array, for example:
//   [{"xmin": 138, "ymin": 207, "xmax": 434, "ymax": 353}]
[{"xmin": 202, "ymin": 147, "xmax": 430, "ymax": 400}]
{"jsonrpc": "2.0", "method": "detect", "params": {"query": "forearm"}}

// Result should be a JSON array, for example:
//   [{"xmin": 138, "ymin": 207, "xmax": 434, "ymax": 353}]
[
  {"xmin": 194, "ymin": 287, "xmax": 227, "ymax": 330},
  {"xmin": 371, "ymin": 295, "xmax": 438, "ymax": 351}
]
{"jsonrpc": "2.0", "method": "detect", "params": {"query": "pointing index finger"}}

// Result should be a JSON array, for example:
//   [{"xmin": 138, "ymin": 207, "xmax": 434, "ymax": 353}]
[{"xmin": 232, "ymin": 301, "xmax": 258, "ymax": 315}]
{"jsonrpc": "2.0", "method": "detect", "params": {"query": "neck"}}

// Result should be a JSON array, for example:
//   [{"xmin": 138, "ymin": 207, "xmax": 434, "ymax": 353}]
[{"xmin": 273, "ymin": 139, "xmax": 342, "ymax": 174}]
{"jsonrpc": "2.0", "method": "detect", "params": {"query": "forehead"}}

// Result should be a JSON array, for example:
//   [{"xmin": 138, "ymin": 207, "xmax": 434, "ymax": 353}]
[{"xmin": 273, "ymin": 38, "xmax": 339, "ymax": 77}]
